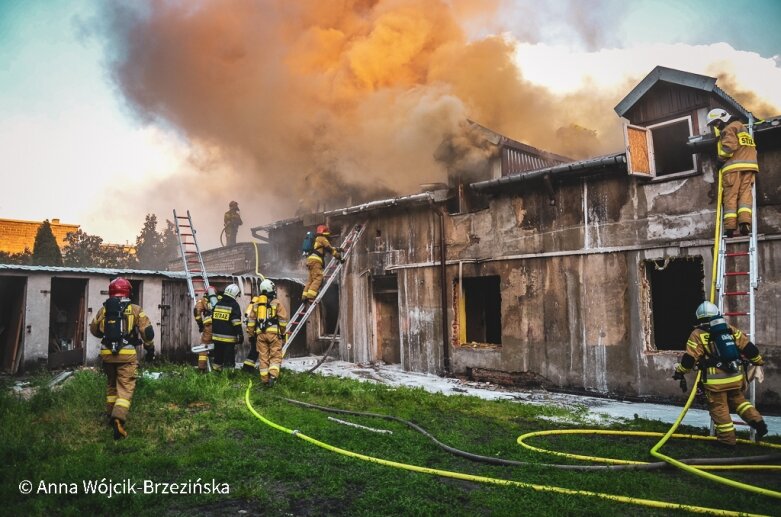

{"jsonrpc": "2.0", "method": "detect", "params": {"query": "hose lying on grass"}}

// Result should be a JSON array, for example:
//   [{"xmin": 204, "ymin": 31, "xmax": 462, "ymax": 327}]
[
  {"xmin": 279, "ymin": 396, "xmax": 781, "ymax": 472},
  {"xmin": 245, "ymin": 382, "xmax": 772, "ymax": 517}
]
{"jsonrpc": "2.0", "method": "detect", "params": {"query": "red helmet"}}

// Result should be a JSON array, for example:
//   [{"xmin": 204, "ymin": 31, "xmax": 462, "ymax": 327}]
[
  {"xmin": 109, "ymin": 277, "xmax": 132, "ymax": 298},
  {"xmin": 316, "ymin": 224, "xmax": 330, "ymax": 236}
]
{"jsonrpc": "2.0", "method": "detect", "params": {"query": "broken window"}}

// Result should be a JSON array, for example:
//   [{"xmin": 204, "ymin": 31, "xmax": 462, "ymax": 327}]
[
  {"xmin": 644, "ymin": 257, "xmax": 704, "ymax": 351},
  {"xmin": 456, "ymin": 276, "xmax": 502, "ymax": 346},
  {"xmin": 624, "ymin": 116, "xmax": 697, "ymax": 179}
]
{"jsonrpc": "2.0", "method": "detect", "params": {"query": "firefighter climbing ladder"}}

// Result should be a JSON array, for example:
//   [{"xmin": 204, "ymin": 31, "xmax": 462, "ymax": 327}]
[
  {"xmin": 281, "ymin": 222, "xmax": 367, "ymax": 358},
  {"xmin": 711, "ymin": 117, "xmax": 759, "ymax": 440},
  {"xmin": 173, "ymin": 209, "xmax": 211, "ymax": 301}
]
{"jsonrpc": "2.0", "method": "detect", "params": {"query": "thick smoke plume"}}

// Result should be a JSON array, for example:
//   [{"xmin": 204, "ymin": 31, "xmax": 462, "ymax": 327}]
[{"xmin": 95, "ymin": 0, "xmax": 629, "ymax": 234}]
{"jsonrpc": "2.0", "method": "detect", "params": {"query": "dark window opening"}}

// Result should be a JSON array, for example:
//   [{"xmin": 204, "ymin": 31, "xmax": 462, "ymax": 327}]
[
  {"xmin": 646, "ymin": 258, "xmax": 704, "ymax": 351},
  {"xmin": 319, "ymin": 283, "xmax": 339, "ymax": 336},
  {"xmin": 460, "ymin": 276, "xmax": 502, "ymax": 345},
  {"xmin": 128, "ymin": 279, "xmax": 143, "ymax": 305},
  {"xmin": 650, "ymin": 119, "xmax": 695, "ymax": 176}
]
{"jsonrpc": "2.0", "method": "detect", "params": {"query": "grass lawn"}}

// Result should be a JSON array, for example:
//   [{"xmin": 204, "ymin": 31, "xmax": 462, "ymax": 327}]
[{"xmin": 1, "ymin": 363, "xmax": 779, "ymax": 516}]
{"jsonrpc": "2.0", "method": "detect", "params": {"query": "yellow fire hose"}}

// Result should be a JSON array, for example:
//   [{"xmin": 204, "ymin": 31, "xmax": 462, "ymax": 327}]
[{"xmin": 245, "ymin": 382, "xmax": 776, "ymax": 516}]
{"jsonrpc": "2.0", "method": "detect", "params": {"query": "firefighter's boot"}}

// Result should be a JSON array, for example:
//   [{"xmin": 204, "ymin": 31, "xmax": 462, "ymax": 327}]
[
  {"xmin": 753, "ymin": 420, "xmax": 768, "ymax": 442},
  {"xmin": 113, "ymin": 418, "xmax": 128, "ymax": 440}
]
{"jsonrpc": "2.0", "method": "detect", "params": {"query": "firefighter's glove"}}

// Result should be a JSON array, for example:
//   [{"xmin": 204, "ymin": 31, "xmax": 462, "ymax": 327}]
[
  {"xmin": 672, "ymin": 371, "xmax": 687, "ymax": 392},
  {"xmin": 145, "ymin": 347, "xmax": 155, "ymax": 363},
  {"xmin": 236, "ymin": 333, "xmax": 244, "ymax": 345},
  {"xmin": 197, "ymin": 321, "xmax": 205, "ymax": 333}
]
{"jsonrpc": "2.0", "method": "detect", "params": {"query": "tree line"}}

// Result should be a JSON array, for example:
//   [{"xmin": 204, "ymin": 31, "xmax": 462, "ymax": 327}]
[{"xmin": 0, "ymin": 214, "xmax": 179, "ymax": 270}]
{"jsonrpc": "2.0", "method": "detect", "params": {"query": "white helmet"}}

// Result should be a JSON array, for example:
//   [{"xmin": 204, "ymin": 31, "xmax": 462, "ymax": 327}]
[
  {"xmin": 223, "ymin": 283, "xmax": 241, "ymax": 299},
  {"xmin": 695, "ymin": 301, "xmax": 720, "ymax": 321},
  {"xmin": 259, "ymin": 279, "xmax": 275, "ymax": 294},
  {"xmin": 706, "ymin": 108, "xmax": 730, "ymax": 126}
]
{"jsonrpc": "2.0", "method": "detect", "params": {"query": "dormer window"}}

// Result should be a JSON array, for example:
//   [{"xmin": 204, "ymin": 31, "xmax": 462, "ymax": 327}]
[{"xmin": 624, "ymin": 115, "xmax": 698, "ymax": 179}]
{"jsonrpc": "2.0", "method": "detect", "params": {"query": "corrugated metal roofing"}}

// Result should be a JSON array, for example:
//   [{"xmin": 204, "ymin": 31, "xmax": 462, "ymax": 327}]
[
  {"xmin": 0, "ymin": 264, "xmax": 189, "ymax": 277},
  {"xmin": 614, "ymin": 66, "xmax": 750, "ymax": 118}
]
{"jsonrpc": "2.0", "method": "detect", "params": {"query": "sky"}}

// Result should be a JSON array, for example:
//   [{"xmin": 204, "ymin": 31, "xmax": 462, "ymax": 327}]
[{"xmin": 1, "ymin": 0, "xmax": 780, "ymax": 249}]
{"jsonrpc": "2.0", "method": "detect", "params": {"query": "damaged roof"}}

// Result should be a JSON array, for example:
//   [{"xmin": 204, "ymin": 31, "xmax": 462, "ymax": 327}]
[
  {"xmin": 614, "ymin": 65, "xmax": 751, "ymax": 119},
  {"xmin": 0, "ymin": 264, "xmax": 189, "ymax": 278}
]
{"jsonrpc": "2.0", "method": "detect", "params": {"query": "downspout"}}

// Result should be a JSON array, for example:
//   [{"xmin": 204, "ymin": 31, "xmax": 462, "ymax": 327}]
[{"xmin": 430, "ymin": 201, "xmax": 451, "ymax": 375}]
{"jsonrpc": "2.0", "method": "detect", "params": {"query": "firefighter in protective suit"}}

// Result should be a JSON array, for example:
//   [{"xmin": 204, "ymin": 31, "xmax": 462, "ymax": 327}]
[
  {"xmin": 89, "ymin": 277, "xmax": 155, "ymax": 440},
  {"xmin": 706, "ymin": 108, "xmax": 759, "ymax": 237},
  {"xmin": 302, "ymin": 224, "xmax": 341, "ymax": 302},
  {"xmin": 241, "ymin": 295, "xmax": 260, "ymax": 373},
  {"xmin": 223, "ymin": 201, "xmax": 242, "ymax": 246},
  {"xmin": 211, "ymin": 283, "xmax": 243, "ymax": 371},
  {"xmin": 247, "ymin": 279, "xmax": 288, "ymax": 386},
  {"xmin": 193, "ymin": 286, "xmax": 219, "ymax": 372},
  {"xmin": 673, "ymin": 301, "xmax": 767, "ymax": 446}
]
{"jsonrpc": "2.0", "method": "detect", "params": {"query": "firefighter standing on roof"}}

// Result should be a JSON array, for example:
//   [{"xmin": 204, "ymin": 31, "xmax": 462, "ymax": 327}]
[
  {"xmin": 193, "ymin": 286, "xmax": 219, "ymax": 372},
  {"xmin": 673, "ymin": 301, "xmax": 768, "ymax": 446},
  {"xmin": 706, "ymin": 108, "xmax": 759, "ymax": 237},
  {"xmin": 302, "ymin": 224, "xmax": 341, "ymax": 302},
  {"xmin": 211, "ymin": 283, "xmax": 243, "ymax": 371},
  {"xmin": 89, "ymin": 277, "xmax": 155, "ymax": 440},
  {"xmin": 223, "ymin": 201, "xmax": 242, "ymax": 246},
  {"xmin": 247, "ymin": 279, "xmax": 288, "ymax": 386}
]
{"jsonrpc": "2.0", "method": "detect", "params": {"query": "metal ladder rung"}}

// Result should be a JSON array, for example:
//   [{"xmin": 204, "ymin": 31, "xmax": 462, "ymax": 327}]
[
  {"xmin": 725, "ymin": 251, "xmax": 749, "ymax": 257},
  {"xmin": 723, "ymin": 311, "xmax": 750, "ymax": 316},
  {"xmin": 724, "ymin": 291, "xmax": 749, "ymax": 296},
  {"xmin": 724, "ymin": 271, "xmax": 749, "ymax": 276}
]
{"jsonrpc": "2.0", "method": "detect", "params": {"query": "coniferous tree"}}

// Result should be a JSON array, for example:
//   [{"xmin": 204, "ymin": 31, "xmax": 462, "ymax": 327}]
[
  {"xmin": 32, "ymin": 220, "xmax": 63, "ymax": 266},
  {"xmin": 135, "ymin": 214, "xmax": 163, "ymax": 270}
]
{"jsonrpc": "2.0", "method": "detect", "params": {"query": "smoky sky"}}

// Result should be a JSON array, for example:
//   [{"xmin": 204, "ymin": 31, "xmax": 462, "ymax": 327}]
[{"xmin": 91, "ymin": 0, "xmax": 770, "ymax": 234}]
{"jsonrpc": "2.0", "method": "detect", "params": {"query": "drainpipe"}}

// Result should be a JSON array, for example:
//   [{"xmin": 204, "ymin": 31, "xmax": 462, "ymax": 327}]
[{"xmin": 430, "ymin": 201, "xmax": 451, "ymax": 375}]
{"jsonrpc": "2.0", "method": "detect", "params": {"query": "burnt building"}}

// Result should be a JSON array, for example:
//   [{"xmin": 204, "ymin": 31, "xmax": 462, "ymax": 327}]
[{"xmin": 252, "ymin": 67, "xmax": 781, "ymax": 406}]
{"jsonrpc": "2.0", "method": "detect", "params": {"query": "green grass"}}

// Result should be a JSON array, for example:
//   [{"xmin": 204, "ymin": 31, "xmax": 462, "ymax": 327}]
[{"xmin": 1, "ymin": 364, "xmax": 779, "ymax": 516}]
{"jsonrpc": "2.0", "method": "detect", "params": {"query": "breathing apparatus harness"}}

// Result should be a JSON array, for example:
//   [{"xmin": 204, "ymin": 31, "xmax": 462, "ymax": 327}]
[
  {"xmin": 102, "ymin": 296, "xmax": 135, "ymax": 354},
  {"xmin": 697, "ymin": 316, "xmax": 742, "ymax": 383}
]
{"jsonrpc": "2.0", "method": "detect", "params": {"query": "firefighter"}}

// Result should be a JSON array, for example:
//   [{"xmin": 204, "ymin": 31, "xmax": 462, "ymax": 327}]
[
  {"xmin": 223, "ymin": 201, "xmax": 243, "ymax": 246},
  {"xmin": 247, "ymin": 279, "xmax": 288, "ymax": 386},
  {"xmin": 241, "ymin": 295, "xmax": 260, "ymax": 373},
  {"xmin": 193, "ymin": 285, "xmax": 219, "ymax": 372},
  {"xmin": 302, "ymin": 224, "xmax": 342, "ymax": 302},
  {"xmin": 211, "ymin": 283, "xmax": 243, "ymax": 371},
  {"xmin": 89, "ymin": 277, "xmax": 155, "ymax": 440},
  {"xmin": 706, "ymin": 108, "xmax": 759, "ymax": 237},
  {"xmin": 673, "ymin": 301, "xmax": 768, "ymax": 446}
]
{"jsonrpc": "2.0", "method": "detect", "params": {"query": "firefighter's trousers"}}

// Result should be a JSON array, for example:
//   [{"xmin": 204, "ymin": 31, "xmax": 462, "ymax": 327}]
[
  {"xmin": 103, "ymin": 358, "xmax": 138, "ymax": 423},
  {"xmin": 198, "ymin": 325, "xmax": 213, "ymax": 371},
  {"xmin": 723, "ymin": 170, "xmax": 755, "ymax": 230},
  {"xmin": 257, "ymin": 331, "xmax": 283, "ymax": 382},
  {"xmin": 706, "ymin": 386, "xmax": 763, "ymax": 445},
  {"xmin": 213, "ymin": 341, "xmax": 236, "ymax": 370},
  {"xmin": 303, "ymin": 259, "xmax": 324, "ymax": 299}
]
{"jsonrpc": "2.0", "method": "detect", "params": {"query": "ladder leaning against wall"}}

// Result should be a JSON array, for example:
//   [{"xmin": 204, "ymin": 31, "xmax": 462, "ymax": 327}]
[
  {"xmin": 281, "ymin": 222, "xmax": 367, "ymax": 358},
  {"xmin": 710, "ymin": 116, "xmax": 760, "ymax": 440},
  {"xmin": 173, "ymin": 209, "xmax": 211, "ymax": 300}
]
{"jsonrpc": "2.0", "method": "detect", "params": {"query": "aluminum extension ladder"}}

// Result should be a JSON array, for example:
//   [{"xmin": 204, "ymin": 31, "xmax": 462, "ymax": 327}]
[
  {"xmin": 712, "ymin": 119, "xmax": 760, "ymax": 440},
  {"xmin": 281, "ymin": 222, "xmax": 367, "ymax": 358},
  {"xmin": 173, "ymin": 209, "xmax": 211, "ymax": 301}
]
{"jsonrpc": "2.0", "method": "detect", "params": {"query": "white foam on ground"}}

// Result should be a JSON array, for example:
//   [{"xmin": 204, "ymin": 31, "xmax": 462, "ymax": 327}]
[{"xmin": 284, "ymin": 357, "xmax": 780, "ymax": 436}]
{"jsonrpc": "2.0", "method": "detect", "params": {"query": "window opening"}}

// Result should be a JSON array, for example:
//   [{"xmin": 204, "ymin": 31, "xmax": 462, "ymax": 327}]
[
  {"xmin": 645, "ymin": 257, "xmax": 704, "ymax": 351},
  {"xmin": 457, "ymin": 276, "xmax": 502, "ymax": 345},
  {"xmin": 648, "ymin": 116, "xmax": 697, "ymax": 177}
]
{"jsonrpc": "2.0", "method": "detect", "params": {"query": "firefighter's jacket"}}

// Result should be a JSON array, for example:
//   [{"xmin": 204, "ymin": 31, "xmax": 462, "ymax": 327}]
[
  {"xmin": 716, "ymin": 120, "xmax": 758, "ymax": 174},
  {"xmin": 307, "ymin": 235, "xmax": 341, "ymax": 264},
  {"xmin": 246, "ymin": 295, "xmax": 288, "ymax": 338},
  {"xmin": 194, "ymin": 297, "xmax": 213, "ymax": 327},
  {"xmin": 224, "ymin": 209, "xmax": 243, "ymax": 230},
  {"xmin": 676, "ymin": 324, "xmax": 764, "ymax": 391},
  {"xmin": 211, "ymin": 295, "xmax": 243, "ymax": 343},
  {"xmin": 90, "ymin": 302, "xmax": 154, "ymax": 364}
]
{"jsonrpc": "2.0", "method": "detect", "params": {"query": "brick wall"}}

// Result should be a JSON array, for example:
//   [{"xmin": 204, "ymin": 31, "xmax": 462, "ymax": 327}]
[
  {"xmin": 168, "ymin": 242, "xmax": 257, "ymax": 275},
  {"xmin": 0, "ymin": 218, "xmax": 80, "ymax": 254}
]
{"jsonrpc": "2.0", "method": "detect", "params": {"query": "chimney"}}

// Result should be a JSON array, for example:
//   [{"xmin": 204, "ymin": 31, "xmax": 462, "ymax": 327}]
[{"xmin": 52, "ymin": 219, "xmax": 60, "ymax": 225}]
